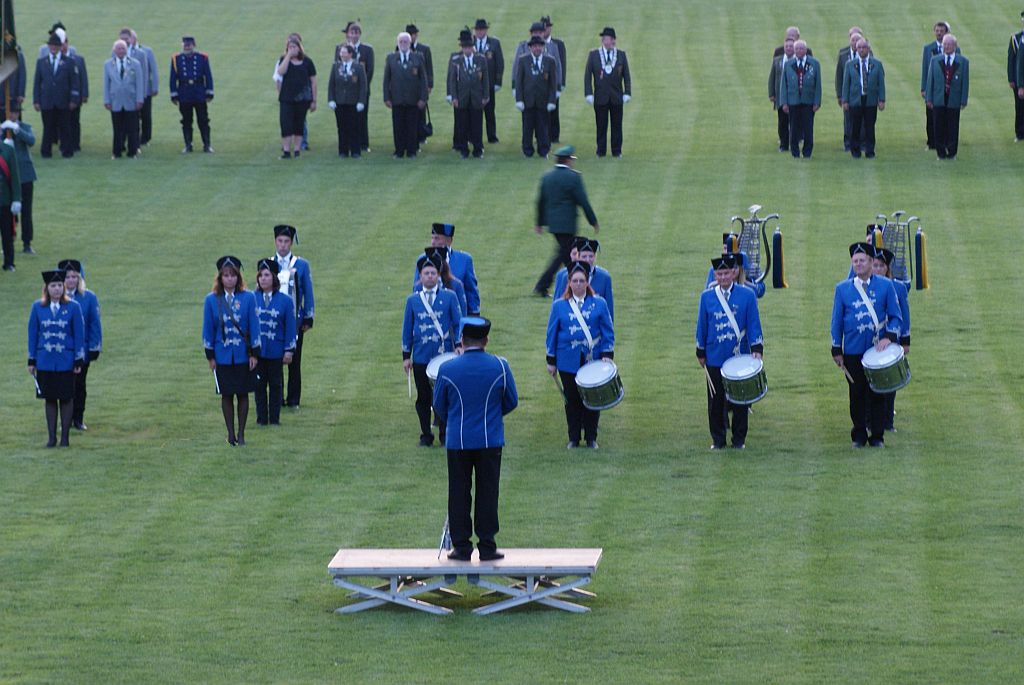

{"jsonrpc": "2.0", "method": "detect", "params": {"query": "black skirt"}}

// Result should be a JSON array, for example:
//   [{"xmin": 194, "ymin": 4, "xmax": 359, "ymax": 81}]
[
  {"xmin": 216, "ymin": 363, "xmax": 255, "ymax": 395},
  {"xmin": 36, "ymin": 370, "xmax": 75, "ymax": 401}
]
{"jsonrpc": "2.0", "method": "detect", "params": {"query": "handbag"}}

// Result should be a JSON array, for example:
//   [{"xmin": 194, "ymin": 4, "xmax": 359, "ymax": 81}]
[{"xmin": 422, "ymin": 103, "xmax": 434, "ymax": 138}]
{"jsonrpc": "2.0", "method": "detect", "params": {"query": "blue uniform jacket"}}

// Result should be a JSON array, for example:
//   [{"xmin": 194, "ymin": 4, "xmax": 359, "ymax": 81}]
[
  {"xmin": 67, "ymin": 289, "xmax": 102, "ymax": 357},
  {"xmin": 704, "ymin": 268, "xmax": 765, "ymax": 298},
  {"xmin": 276, "ymin": 254, "xmax": 314, "ymax": 324},
  {"xmin": 830, "ymin": 276, "xmax": 902, "ymax": 356},
  {"xmin": 415, "ymin": 277, "xmax": 467, "ymax": 322},
  {"xmin": 255, "ymin": 290, "xmax": 297, "ymax": 360},
  {"xmin": 203, "ymin": 291, "xmax": 261, "ymax": 364},
  {"xmin": 695, "ymin": 285, "xmax": 764, "ymax": 367},
  {"xmin": 169, "ymin": 50, "xmax": 214, "ymax": 103},
  {"xmin": 412, "ymin": 248, "xmax": 480, "ymax": 314},
  {"xmin": 28, "ymin": 299, "xmax": 85, "ymax": 371},
  {"xmin": 554, "ymin": 265, "xmax": 614, "ymax": 318},
  {"xmin": 402, "ymin": 289, "xmax": 462, "ymax": 364},
  {"xmin": 893, "ymin": 279, "xmax": 910, "ymax": 344},
  {"xmin": 432, "ymin": 348, "xmax": 518, "ymax": 449},
  {"xmin": 545, "ymin": 295, "xmax": 614, "ymax": 373}
]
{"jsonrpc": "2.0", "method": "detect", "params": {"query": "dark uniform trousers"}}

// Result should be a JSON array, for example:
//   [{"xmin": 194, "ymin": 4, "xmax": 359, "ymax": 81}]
[
  {"xmin": 788, "ymin": 104, "xmax": 814, "ymax": 157},
  {"xmin": 447, "ymin": 447, "xmax": 501, "ymax": 555},
  {"xmin": 111, "ymin": 110, "xmax": 140, "ymax": 157},
  {"xmin": 849, "ymin": 97, "xmax": 878, "ymax": 155},
  {"xmin": 140, "ymin": 95, "xmax": 153, "ymax": 144},
  {"xmin": 392, "ymin": 105, "xmax": 420, "ymax": 157},
  {"xmin": 454, "ymin": 106, "xmax": 484, "ymax": 155},
  {"xmin": 536, "ymin": 232, "xmax": 574, "ymax": 293},
  {"xmin": 41, "ymin": 109, "xmax": 73, "ymax": 157},
  {"xmin": 20, "ymin": 182, "xmax": 34, "ymax": 248},
  {"xmin": 777, "ymin": 108, "xmax": 790, "ymax": 149},
  {"xmin": 179, "ymin": 101, "xmax": 211, "ymax": 147},
  {"xmin": 72, "ymin": 362, "xmax": 91, "ymax": 425},
  {"xmin": 255, "ymin": 357, "xmax": 284, "ymax": 424},
  {"xmin": 521, "ymin": 105, "xmax": 550, "ymax": 157},
  {"xmin": 1015, "ymin": 91, "xmax": 1024, "ymax": 140},
  {"xmin": 843, "ymin": 354, "xmax": 885, "ymax": 444},
  {"xmin": 594, "ymin": 103, "xmax": 623, "ymax": 156},
  {"xmin": 1, "ymin": 205, "xmax": 15, "ymax": 269},
  {"xmin": 484, "ymin": 95, "xmax": 498, "ymax": 142},
  {"xmin": 285, "ymin": 329, "xmax": 305, "ymax": 407},
  {"xmin": 71, "ymin": 107, "xmax": 83, "ymax": 151},
  {"xmin": 705, "ymin": 365, "xmax": 748, "ymax": 448},
  {"xmin": 559, "ymin": 369, "xmax": 599, "ymax": 443},
  {"xmin": 412, "ymin": 362, "xmax": 445, "ymax": 442},
  {"xmin": 549, "ymin": 99, "xmax": 561, "ymax": 142},
  {"xmin": 934, "ymin": 100, "xmax": 960, "ymax": 158},
  {"xmin": 925, "ymin": 105, "xmax": 936, "ymax": 148},
  {"xmin": 334, "ymin": 105, "xmax": 359, "ymax": 155}
]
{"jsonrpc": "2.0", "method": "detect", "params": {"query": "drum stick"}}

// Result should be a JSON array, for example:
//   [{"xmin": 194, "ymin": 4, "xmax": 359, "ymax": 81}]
[
  {"xmin": 551, "ymin": 372, "xmax": 568, "ymax": 406},
  {"xmin": 32, "ymin": 375, "xmax": 42, "ymax": 398},
  {"xmin": 407, "ymin": 368, "xmax": 413, "ymax": 399},
  {"xmin": 840, "ymin": 366, "xmax": 855, "ymax": 384},
  {"xmin": 704, "ymin": 366, "xmax": 716, "ymax": 398},
  {"xmin": 212, "ymin": 369, "xmax": 221, "ymax": 395}
]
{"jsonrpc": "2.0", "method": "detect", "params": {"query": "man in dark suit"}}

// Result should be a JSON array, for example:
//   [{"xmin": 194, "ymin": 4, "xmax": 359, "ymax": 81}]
[
  {"xmin": 1010, "ymin": 12, "xmax": 1024, "ymax": 141},
  {"xmin": 473, "ymin": 19, "xmax": 504, "ymax": 144},
  {"xmin": 344, "ymin": 21, "xmax": 374, "ymax": 152},
  {"xmin": 584, "ymin": 27, "xmax": 631, "ymax": 158},
  {"xmin": 768, "ymin": 38, "xmax": 794, "ymax": 151},
  {"xmin": 406, "ymin": 24, "xmax": 434, "ymax": 145},
  {"xmin": 926, "ymin": 34, "xmax": 969, "ymax": 160},
  {"xmin": 920, "ymin": 21, "xmax": 951, "ymax": 149},
  {"xmin": 533, "ymin": 145, "xmax": 599, "ymax": 297},
  {"xmin": 841, "ymin": 38, "xmax": 886, "ymax": 158},
  {"xmin": 835, "ymin": 29, "xmax": 863, "ymax": 151},
  {"xmin": 33, "ymin": 33, "xmax": 81, "ymax": 158},
  {"xmin": 383, "ymin": 31, "xmax": 429, "ymax": 158},
  {"xmin": 447, "ymin": 30, "xmax": 490, "ymax": 158},
  {"xmin": 540, "ymin": 16, "xmax": 566, "ymax": 142},
  {"xmin": 514, "ymin": 36, "xmax": 557, "ymax": 158},
  {"xmin": 773, "ymin": 27, "xmax": 811, "ymax": 57}
]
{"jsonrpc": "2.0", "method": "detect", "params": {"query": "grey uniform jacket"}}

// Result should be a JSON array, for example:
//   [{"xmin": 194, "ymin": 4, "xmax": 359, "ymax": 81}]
[
  {"xmin": 513, "ymin": 53, "xmax": 557, "ymax": 108},
  {"xmin": 103, "ymin": 56, "xmax": 146, "ymax": 111},
  {"xmin": 447, "ymin": 53, "xmax": 490, "ymax": 109},
  {"xmin": 382, "ymin": 51, "xmax": 428, "ymax": 106}
]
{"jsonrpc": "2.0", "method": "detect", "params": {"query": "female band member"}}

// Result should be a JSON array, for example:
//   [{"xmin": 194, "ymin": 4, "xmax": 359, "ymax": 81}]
[
  {"xmin": 59, "ymin": 259, "xmax": 102, "ymax": 431},
  {"xmin": 545, "ymin": 261, "xmax": 614, "ymax": 449},
  {"xmin": 202, "ymin": 256, "xmax": 260, "ymax": 445},
  {"xmin": 253, "ymin": 258, "xmax": 296, "ymax": 426},
  {"xmin": 28, "ymin": 269, "xmax": 84, "ymax": 447},
  {"xmin": 872, "ymin": 247, "xmax": 910, "ymax": 431}
]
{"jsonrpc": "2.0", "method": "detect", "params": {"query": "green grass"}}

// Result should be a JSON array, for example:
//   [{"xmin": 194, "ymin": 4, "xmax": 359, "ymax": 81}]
[{"xmin": 2, "ymin": 1, "xmax": 1023, "ymax": 683}]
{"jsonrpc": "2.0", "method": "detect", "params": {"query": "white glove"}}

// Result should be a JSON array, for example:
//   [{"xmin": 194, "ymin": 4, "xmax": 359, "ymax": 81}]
[
  {"xmin": 511, "ymin": 89, "xmax": 516, "ymax": 100},
  {"xmin": 356, "ymin": 103, "xmax": 365, "ymax": 112},
  {"xmin": 2, "ymin": 138, "xmax": 12, "ymax": 148},
  {"xmin": 515, "ymin": 101, "xmax": 525, "ymax": 112},
  {"xmin": 446, "ymin": 95, "xmax": 453, "ymax": 104},
  {"xmin": 494, "ymin": 85, "xmax": 501, "ymax": 92},
  {"xmin": 556, "ymin": 90, "xmax": 562, "ymax": 99},
  {"xmin": 585, "ymin": 95, "xmax": 594, "ymax": 105},
  {"xmin": 0, "ymin": 120, "xmax": 18, "ymax": 132},
  {"xmin": 546, "ymin": 103, "xmax": 556, "ymax": 112},
  {"xmin": 328, "ymin": 100, "xmax": 337, "ymax": 110},
  {"xmin": 10, "ymin": 201, "xmax": 21, "ymax": 214},
  {"xmin": 622, "ymin": 94, "xmax": 631, "ymax": 104}
]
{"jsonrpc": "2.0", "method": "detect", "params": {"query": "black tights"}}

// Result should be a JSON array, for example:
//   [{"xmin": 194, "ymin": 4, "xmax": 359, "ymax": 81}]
[
  {"xmin": 45, "ymin": 399, "xmax": 73, "ymax": 447},
  {"xmin": 220, "ymin": 394, "xmax": 249, "ymax": 444}
]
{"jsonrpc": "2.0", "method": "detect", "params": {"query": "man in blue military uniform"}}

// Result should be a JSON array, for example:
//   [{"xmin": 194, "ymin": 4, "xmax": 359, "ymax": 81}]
[
  {"xmin": 413, "ymin": 222, "xmax": 480, "ymax": 316},
  {"xmin": 433, "ymin": 316, "xmax": 518, "ymax": 561},
  {"xmin": 403, "ymin": 253, "xmax": 462, "ymax": 446},
  {"xmin": 696, "ymin": 254, "xmax": 764, "ymax": 450},
  {"xmin": 272, "ymin": 225, "xmax": 314, "ymax": 408},
  {"xmin": 779, "ymin": 40, "xmax": 822, "ymax": 159},
  {"xmin": 703, "ymin": 233, "xmax": 766, "ymax": 299},
  {"xmin": 553, "ymin": 237, "xmax": 613, "ymax": 318},
  {"xmin": 831, "ymin": 242, "xmax": 903, "ymax": 448},
  {"xmin": 170, "ymin": 36, "xmax": 214, "ymax": 153}
]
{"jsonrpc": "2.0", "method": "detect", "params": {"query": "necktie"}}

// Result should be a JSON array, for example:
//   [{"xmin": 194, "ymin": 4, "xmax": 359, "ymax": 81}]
[
  {"xmin": 947, "ymin": 56, "xmax": 952, "ymax": 67},
  {"xmin": 478, "ymin": 40, "xmax": 484, "ymax": 52},
  {"xmin": 428, "ymin": 291, "xmax": 435, "ymax": 307},
  {"xmin": 51, "ymin": 303, "xmax": 59, "ymax": 315},
  {"xmin": 402, "ymin": 53, "xmax": 407, "ymax": 67},
  {"xmin": 264, "ymin": 293, "xmax": 271, "ymax": 307},
  {"xmin": 52, "ymin": 55, "xmax": 58, "ymax": 73},
  {"xmin": 466, "ymin": 57, "xmax": 471, "ymax": 70},
  {"xmin": 226, "ymin": 293, "xmax": 234, "ymax": 307},
  {"xmin": 535, "ymin": 58, "xmax": 541, "ymax": 71},
  {"xmin": 861, "ymin": 59, "xmax": 868, "ymax": 91},
  {"xmin": 120, "ymin": 59, "xmax": 125, "ymax": 78}
]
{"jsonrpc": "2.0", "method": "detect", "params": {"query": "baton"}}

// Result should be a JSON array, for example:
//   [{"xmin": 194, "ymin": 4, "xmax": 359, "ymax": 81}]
[
  {"xmin": 551, "ymin": 371, "xmax": 567, "ymax": 406},
  {"xmin": 212, "ymin": 368, "xmax": 221, "ymax": 395},
  {"xmin": 437, "ymin": 515, "xmax": 452, "ymax": 559}
]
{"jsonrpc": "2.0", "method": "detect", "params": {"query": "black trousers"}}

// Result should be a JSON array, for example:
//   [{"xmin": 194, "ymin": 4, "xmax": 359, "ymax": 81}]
[
  {"xmin": 71, "ymin": 362, "xmax": 90, "ymax": 424},
  {"xmin": 454, "ymin": 106, "xmax": 483, "ymax": 155},
  {"xmin": 484, "ymin": 93, "xmax": 498, "ymax": 142},
  {"xmin": 1015, "ymin": 90, "xmax": 1024, "ymax": 140},
  {"xmin": 285, "ymin": 328, "xmax": 304, "ymax": 406},
  {"xmin": 842, "ymin": 107, "xmax": 851, "ymax": 150},
  {"xmin": 447, "ymin": 447, "xmax": 501, "ymax": 555},
  {"xmin": 559, "ymin": 370, "xmax": 599, "ymax": 443},
  {"xmin": 111, "ymin": 110, "xmax": 140, "ymax": 157},
  {"xmin": 334, "ymin": 105, "xmax": 359, "ymax": 155},
  {"xmin": 357, "ymin": 99, "xmax": 370, "ymax": 150},
  {"xmin": 776, "ymin": 108, "xmax": 790, "ymax": 149},
  {"xmin": 535, "ymin": 232, "xmax": 574, "ymax": 293},
  {"xmin": 521, "ymin": 106, "xmax": 550, "ymax": 157},
  {"xmin": 925, "ymin": 104, "xmax": 936, "ymax": 148},
  {"xmin": 843, "ymin": 354, "xmax": 885, "ymax": 444},
  {"xmin": 255, "ymin": 357, "xmax": 284, "ymax": 424},
  {"xmin": 391, "ymin": 104, "xmax": 419, "ymax": 157},
  {"xmin": 179, "ymin": 101, "xmax": 211, "ymax": 146},
  {"xmin": 594, "ymin": 103, "xmax": 623, "ymax": 156},
  {"xmin": 788, "ymin": 104, "xmax": 814, "ymax": 157},
  {"xmin": 140, "ymin": 95, "xmax": 153, "ymax": 144},
  {"xmin": 40, "ymin": 108, "xmax": 73, "ymax": 157},
  {"xmin": 705, "ymin": 365, "xmax": 748, "ymax": 447},
  {"xmin": 849, "ymin": 104, "xmax": 878, "ymax": 155},
  {"xmin": 412, "ymin": 362, "xmax": 444, "ymax": 441},
  {"xmin": 549, "ymin": 97, "xmax": 561, "ymax": 141},
  {"xmin": 417, "ymin": 105, "xmax": 428, "ymax": 144},
  {"xmin": 933, "ymin": 105, "xmax": 961, "ymax": 159},
  {"xmin": 1, "ymin": 205, "xmax": 14, "ymax": 268},
  {"xmin": 71, "ymin": 105, "xmax": 82, "ymax": 151},
  {"xmin": 20, "ymin": 182, "xmax": 33, "ymax": 247}
]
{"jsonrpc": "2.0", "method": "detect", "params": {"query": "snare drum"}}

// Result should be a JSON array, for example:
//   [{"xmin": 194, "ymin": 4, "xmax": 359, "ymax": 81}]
[
  {"xmin": 426, "ymin": 352, "xmax": 459, "ymax": 387},
  {"xmin": 720, "ymin": 354, "xmax": 768, "ymax": 405},
  {"xmin": 575, "ymin": 359, "xmax": 624, "ymax": 411},
  {"xmin": 861, "ymin": 345, "xmax": 910, "ymax": 393}
]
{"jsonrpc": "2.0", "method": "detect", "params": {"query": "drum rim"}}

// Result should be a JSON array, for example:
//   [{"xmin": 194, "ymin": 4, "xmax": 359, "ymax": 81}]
[
  {"xmin": 575, "ymin": 359, "xmax": 619, "ymax": 388},
  {"xmin": 426, "ymin": 352, "xmax": 459, "ymax": 379},
  {"xmin": 721, "ymin": 354, "xmax": 764, "ymax": 380},
  {"xmin": 861, "ymin": 344, "xmax": 905, "ymax": 368}
]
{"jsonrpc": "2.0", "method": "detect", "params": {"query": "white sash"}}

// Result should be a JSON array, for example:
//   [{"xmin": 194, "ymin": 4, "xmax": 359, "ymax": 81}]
[
  {"xmin": 278, "ymin": 255, "xmax": 297, "ymax": 301},
  {"xmin": 852, "ymin": 278, "xmax": 881, "ymax": 343},
  {"xmin": 567, "ymin": 298, "xmax": 595, "ymax": 359},
  {"xmin": 419, "ymin": 291, "xmax": 448, "ymax": 353},
  {"xmin": 715, "ymin": 286, "xmax": 744, "ymax": 355}
]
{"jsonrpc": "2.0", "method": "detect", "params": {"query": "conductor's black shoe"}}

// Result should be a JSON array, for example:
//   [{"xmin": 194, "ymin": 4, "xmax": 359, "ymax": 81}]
[
  {"xmin": 280, "ymin": 151, "xmax": 291, "ymax": 159},
  {"xmin": 203, "ymin": 145, "xmax": 214, "ymax": 153},
  {"xmin": 447, "ymin": 550, "xmax": 472, "ymax": 561},
  {"xmin": 3, "ymin": 265, "xmax": 15, "ymax": 271},
  {"xmin": 236, "ymin": 437, "xmax": 246, "ymax": 446},
  {"xmin": 478, "ymin": 550, "xmax": 504, "ymax": 561}
]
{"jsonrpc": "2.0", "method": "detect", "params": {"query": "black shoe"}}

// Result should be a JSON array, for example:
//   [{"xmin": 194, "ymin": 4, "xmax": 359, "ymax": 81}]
[
  {"xmin": 351, "ymin": 153, "xmax": 361, "ymax": 158},
  {"xmin": 203, "ymin": 145, "xmax": 214, "ymax": 153},
  {"xmin": 419, "ymin": 436, "xmax": 434, "ymax": 447},
  {"xmin": 567, "ymin": 440, "xmax": 579, "ymax": 449},
  {"xmin": 280, "ymin": 151, "xmax": 291, "ymax": 159},
  {"xmin": 852, "ymin": 440, "xmax": 867, "ymax": 449},
  {"xmin": 236, "ymin": 436, "xmax": 246, "ymax": 446},
  {"xmin": 586, "ymin": 440, "xmax": 599, "ymax": 449},
  {"xmin": 3, "ymin": 265, "xmax": 14, "ymax": 272},
  {"xmin": 58, "ymin": 440, "xmax": 69, "ymax": 447},
  {"xmin": 393, "ymin": 153, "xmax": 404, "ymax": 159},
  {"xmin": 868, "ymin": 438, "xmax": 884, "ymax": 448},
  {"xmin": 472, "ymin": 151, "xmax": 483, "ymax": 158},
  {"xmin": 293, "ymin": 150, "xmax": 300, "ymax": 158},
  {"xmin": 532, "ymin": 288, "xmax": 549, "ymax": 298},
  {"xmin": 851, "ymin": 150, "xmax": 862, "ymax": 158},
  {"xmin": 488, "ymin": 137, "xmax": 499, "ymax": 143},
  {"xmin": 46, "ymin": 439, "xmax": 57, "ymax": 448},
  {"xmin": 339, "ymin": 152, "xmax": 349, "ymax": 158},
  {"xmin": 447, "ymin": 549, "xmax": 472, "ymax": 561},
  {"xmin": 865, "ymin": 152, "xmax": 875, "ymax": 159},
  {"xmin": 710, "ymin": 443, "xmax": 726, "ymax": 451},
  {"xmin": 478, "ymin": 550, "xmax": 504, "ymax": 561},
  {"xmin": 407, "ymin": 153, "xmax": 417, "ymax": 158},
  {"xmin": 23, "ymin": 245, "xmax": 35, "ymax": 254},
  {"xmin": 732, "ymin": 443, "xmax": 745, "ymax": 449},
  {"xmin": 300, "ymin": 143, "xmax": 309, "ymax": 151},
  {"xmin": 227, "ymin": 437, "xmax": 237, "ymax": 446},
  {"xmin": 256, "ymin": 419, "xmax": 268, "ymax": 426},
  {"xmin": 460, "ymin": 151, "xmax": 469, "ymax": 159},
  {"xmin": 182, "ymin": 144, "xmax": 193, "ymax": 153},
  {"xmin": 72, "ymin": 422, "xmax": 87, "ymax": 431}
]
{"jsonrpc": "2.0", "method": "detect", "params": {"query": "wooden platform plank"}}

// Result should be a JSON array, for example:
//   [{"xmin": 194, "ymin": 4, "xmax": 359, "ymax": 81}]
[{"xmin": 328, "ymin": 548, "xmax": 603, "ymax": 577}]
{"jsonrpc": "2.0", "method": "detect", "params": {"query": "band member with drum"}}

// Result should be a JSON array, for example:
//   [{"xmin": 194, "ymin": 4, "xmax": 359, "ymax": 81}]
[
  {"xmin": 403, "ymin": 253, "xmax": 462, "ymax": 447},
  {"xmin": 414, "ymin": 246, "xmax": 468, "ymax": 320},
  {"xmin": 413, "ymin": 223, "xmax": 480, "ymax": 316},
  {"xmin": 432, "ymin": 316, "xmax": 518, "ymax": 561},
  {"xmin": 553, "ymin": 236, "xmax": 613, "ymax": 319},
  {"xmin": 696, "ymin": 255, "xmax": 764, "ymax": 450},
  {"xmin": 546, "ymin": 261, "xmax": 614, "ymax": 449},
  {"xmin": 28, "ymin": 269, "xmax": 85, "ymax": 447},
  {"xmin": 872, "ymin": 247, "xmax": 910, "ymax": 431},
  {"xmin": 253, "ymin": 258, "xmax": 297, "ymax": 426},
  {"xmin": 59, "ymin": 260, "xmax": 102, "ymax": 431},
  {"xmin": 202, "ymin": 256, "xmax": 260, "ymax": 446},
  {"xmin": 705, "ymin": 233, "xmax": 766, "ymax": 299},
  {"xmin": 272, "ymin": 225, "xmax": 314, "ymax": 408},
  {"xmin": 830, "ymin": 243, "xmax": 903, "ymax": 448}
]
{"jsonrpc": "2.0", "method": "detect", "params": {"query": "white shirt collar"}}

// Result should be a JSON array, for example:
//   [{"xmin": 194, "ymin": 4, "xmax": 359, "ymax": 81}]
[{"xmin": 277, "ymin": 252, "xmax": 292, "ymax": 262}]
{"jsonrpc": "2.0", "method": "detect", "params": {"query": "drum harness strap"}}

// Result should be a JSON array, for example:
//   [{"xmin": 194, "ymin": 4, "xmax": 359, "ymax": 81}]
[
  {"xmin": 714, "ymin": 286, "xmax": 744, "ymax": 356},
  {"xmin": 419, "ymin": 291, "xmax": 448, "ymax": 355},
  {"xmin": 568, "ymin": 298, "xmax": 596, "ymax": 361},
  {"xmin": 852, "ymin": 278, "xmax": 882, "ymax": 344}
]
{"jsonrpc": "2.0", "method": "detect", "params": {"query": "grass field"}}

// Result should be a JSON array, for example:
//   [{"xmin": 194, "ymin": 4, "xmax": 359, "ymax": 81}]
[{"xmin": 2, "ymin": 1, "xmax": 1023, "ymax": 683}]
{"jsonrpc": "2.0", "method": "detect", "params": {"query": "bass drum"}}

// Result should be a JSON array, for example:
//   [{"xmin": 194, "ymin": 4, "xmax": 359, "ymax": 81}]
[
  {"xmin": 575, "ymin": 359, "xmax": 624, "ymax": 411},
  {"xmin": 426, "ymin": 352, "xmax": 459, "ymax": 387},
  {"xmin": 861, "ymin": 344, "xmax": 910, "ymax": 393},
  {"xmin": 720, "ymin": 354, "xmax": 768, "ymax": 405}
]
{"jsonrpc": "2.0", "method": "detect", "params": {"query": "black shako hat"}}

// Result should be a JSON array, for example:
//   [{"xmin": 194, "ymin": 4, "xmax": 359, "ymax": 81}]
[
  {"xmin": 406, "ymin": 24, "xmax": 419, "ymax": 34},
  {"xmin": 460, "ymin": 316, "xmax": 491, "ymax": 339},
  {"xmin": 431, "ymin": 222, "xmax": 455, "ymax": 237},
  {"xmin": 256, "ymin": 258, "xmax": 280, "ymax": 274},
  {"xmin": 273, "ymin": 224, "xmax": 297, "ymax": 241},
  {"xmin": 216, "ymin": 256, "xmax": 242, "ymax": 271},
  {"xmin": 573, "ymin": 236, "xmax": 599, "ymax": 253},
  {"xmin": 849, "ymin": 242, "xmax": 874, "ymax": 257},
  {"xmin": 57, "ymin": 259, "xmax": 82, "ymax": 274},
  {"xmin": 528, "ymin": 35, "xmax": 545, "ymax": 47},
  {"xmin": 568, "ymin": 261, "xmax": 591, "ymax": 278},
  {"xmin": 424, "ymin": 246, "xmax": 449, "ymax": 263},
  {"xmin": 874, "ymin": 247, "xmax": 895, "ymax": 265},
  {"xmin": 417, "ymin": 253, "xmax": 443, "ymax": 273},
  {"xmin": 42, "ymin": 269, "xmax": 66, "ymax": 284},
  {"xmin": 712, "ymin": 254, "xmax": 739, "ymax": 270}
]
